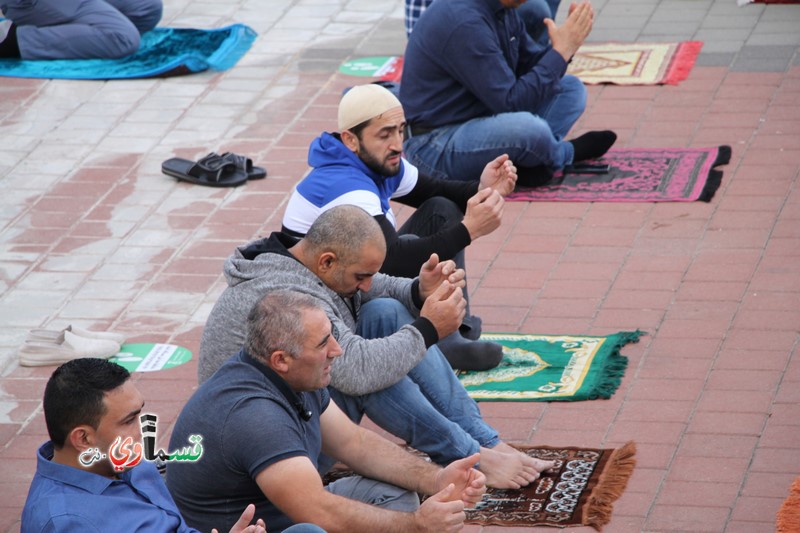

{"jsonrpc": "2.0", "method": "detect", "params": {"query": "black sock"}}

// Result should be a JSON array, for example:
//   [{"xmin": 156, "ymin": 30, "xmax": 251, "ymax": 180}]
[
  {"xmin": 516, "ymin": 165, "xmax": 554, "ymax": 188},
  {"xmin": 569, "ymin": 130, "xmax": 617, "ymax": 162},
  {"xmin": 0, "ymin": 22, "xmax": 21, "ymax": 59},
  {"xmin": 439, "ymin": 333, "xmax": 504, "ymax": 371},
  {"xmin": 439, "ymin": 340, "xmax": 504, "ymax": 372}
]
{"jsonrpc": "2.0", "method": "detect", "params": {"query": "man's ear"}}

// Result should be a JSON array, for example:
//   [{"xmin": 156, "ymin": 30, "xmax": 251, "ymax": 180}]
[
  {"xmin": 269, "ymin": 350, "xmax": 293, "ymax": 374},
  {"xmin": 340, "ymin": 130, "xmax": 360, "ymax": 153},
  {"xmin": 317, "ymin": 251, "xmax": 338, "ymax": 273},
  {"xmin": 68, "ymin": 425, "xmax": 96, "ymax": 452}
]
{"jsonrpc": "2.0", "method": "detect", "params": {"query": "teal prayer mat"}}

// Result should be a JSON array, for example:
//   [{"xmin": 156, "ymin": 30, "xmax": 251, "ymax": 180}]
[
  {"xmin": 0, "ymin": 24, "xmax": 256, "ymax": 80},
  {"xmin": 459, "ymin": 331, "xmax": 643, "ymax": 402}
]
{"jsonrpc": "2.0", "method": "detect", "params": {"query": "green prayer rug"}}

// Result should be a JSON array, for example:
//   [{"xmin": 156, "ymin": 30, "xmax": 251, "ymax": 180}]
[{"xmin": 460, "ymin": 331, "xmax": 643, "ymax": 402}]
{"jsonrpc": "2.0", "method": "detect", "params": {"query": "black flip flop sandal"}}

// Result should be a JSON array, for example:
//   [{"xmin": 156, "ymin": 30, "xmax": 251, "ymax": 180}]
[
  {"xmin": 219, "ymin": 152, "xmax": 267, "ymax": 180},
  {"xmin": 161, "ymin": 153, "xmax": 249, "ymax": 187}
]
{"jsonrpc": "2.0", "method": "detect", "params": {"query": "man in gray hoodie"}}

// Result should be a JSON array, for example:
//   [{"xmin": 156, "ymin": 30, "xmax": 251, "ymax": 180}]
[{"xmin": 199, "ymin": 205, "xmax": 553, "ymax": 489}]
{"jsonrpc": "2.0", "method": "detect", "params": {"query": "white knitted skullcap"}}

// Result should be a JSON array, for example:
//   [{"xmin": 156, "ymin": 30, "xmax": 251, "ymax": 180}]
[{"xmin": 338, "ymin": 84, "xmax": 402, "ymax": 132}]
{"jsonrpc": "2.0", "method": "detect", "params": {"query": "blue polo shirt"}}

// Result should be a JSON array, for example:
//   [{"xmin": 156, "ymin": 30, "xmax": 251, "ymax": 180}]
[
  {"xmin": 400, "ymin": 0, "xmax": 568, "ymax": 128},
  {"xmin": 22, "ymin": 441, "xmax": 195, "ymax": 533},
  {"xmin": 167, "ymin": 350, "xmax": 330, "ymax": 533}
]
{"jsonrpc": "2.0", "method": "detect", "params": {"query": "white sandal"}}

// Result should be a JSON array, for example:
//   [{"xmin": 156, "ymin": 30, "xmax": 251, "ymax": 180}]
[
  {"xmin": 27, "ymin": 325, "xmax": 127, "ymax": 346},
  {"xmin": 19, "ymin": 331, "xmax": 120, "ymax": 367}
]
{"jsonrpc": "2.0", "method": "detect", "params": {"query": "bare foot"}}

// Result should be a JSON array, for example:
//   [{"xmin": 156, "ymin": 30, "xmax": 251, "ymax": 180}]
[
  {"xmin": 494, "ymin": 442, "xmax": 558, "ymax": 479},
  {"xmin": 478, "ymin": 446, "xmax": 538, "ymax": 489}
]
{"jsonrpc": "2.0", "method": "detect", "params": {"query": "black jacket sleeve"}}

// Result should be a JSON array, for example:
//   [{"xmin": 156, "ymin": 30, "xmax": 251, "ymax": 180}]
[
  {"xmin": 393, "ymin": 172, "xmax": 479, "ymax": 212},
  {"xmin": 375, "ymin": 214, "xmax": 471, "ymax": 279}
]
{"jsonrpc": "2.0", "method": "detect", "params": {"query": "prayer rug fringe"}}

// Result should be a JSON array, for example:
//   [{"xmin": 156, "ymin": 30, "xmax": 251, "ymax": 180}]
[
  {"xmin": 777, "ymin": 476, "xmax": 800, "ymax": 533},
  {"xmin": 588, "ymin": 331, "xmax": 640, "ymax": 401},
  {"xmin": 583, "ymin": 441, "xmax": 637, "ymax": 531},
  {"xmin": 663, "ymin": 41, "xmax": 703, "ymax": 85}
]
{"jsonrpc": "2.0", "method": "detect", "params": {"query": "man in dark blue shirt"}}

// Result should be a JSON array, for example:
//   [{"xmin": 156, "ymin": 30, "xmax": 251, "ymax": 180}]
[
  {"xmin": 401, "ymin": 0, "xmax": 616, "ymax": 186},
  {"xmin": 405, "ymin": 0, "xmax": 560, "ymax": 47},
  {"xmin": 168, "ymin": 289, "xmax": 488, "ymax": 533}
]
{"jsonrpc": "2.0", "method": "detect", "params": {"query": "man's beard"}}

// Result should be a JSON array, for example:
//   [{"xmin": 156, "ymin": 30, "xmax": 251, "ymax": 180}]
[{"xmin": 358, "ymin": 142, "xmax": 401, "ymax": 177}]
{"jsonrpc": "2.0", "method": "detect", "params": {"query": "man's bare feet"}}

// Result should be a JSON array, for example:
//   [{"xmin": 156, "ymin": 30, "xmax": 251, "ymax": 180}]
[
  {"xmin": 478, "ymin": 446, "xmax": 533, "ymax": 489},
  {"xmin": 489, "ymin": 442, "xmax": 559, "ymax": 486},
  {"xmin": 477, "ymin": 441, "xmax": 560, "ymax": 489}
]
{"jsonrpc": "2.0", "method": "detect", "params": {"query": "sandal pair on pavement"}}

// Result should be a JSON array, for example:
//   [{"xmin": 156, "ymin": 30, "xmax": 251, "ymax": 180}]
[
  {"xmin": 19, "ymin": 325, "xmax": 126, "ymax": 367},
  {"xmin": 161, "ymin": 152, "xmax": 267, "ymax": 187}
]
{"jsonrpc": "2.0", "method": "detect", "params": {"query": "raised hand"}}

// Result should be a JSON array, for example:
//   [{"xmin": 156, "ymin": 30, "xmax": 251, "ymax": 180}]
[
  {"xmin": 546, "ymin": 1, "xmax": 594, "ymax": 62},
  {"xmin": 479, "ymin": 153, "xmax": 518, "ymax": 197},
  {"xmin": 462, "ymin": 187, "xmax": 504, "ymax": 241},
  {"xmin": 419, "ymin": 280, "xmax": 466, "ymax": 339},
  {"xmin": 418, "ymin": 253, "xmax": 465, "ymax": 300},
  {"xmin": 413, "ymin": 484, "xmax": 466, "ymax": 533},
  {"xmin": 435, "ymin": 453, "xmax": 487, "ymax": 507},
  {"xmin": 210, "ymin": 503, "xmax": 267, "ymax": 533}
]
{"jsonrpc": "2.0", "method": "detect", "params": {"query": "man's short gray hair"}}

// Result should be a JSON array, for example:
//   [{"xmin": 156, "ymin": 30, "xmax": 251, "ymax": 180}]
[
  {"xmin": 304, "ymin": 205, "xmax": 386, "ymax": 265},
  {"xmin": 245, "ymin": 290, "xmax": 322, "ymax": 360}
]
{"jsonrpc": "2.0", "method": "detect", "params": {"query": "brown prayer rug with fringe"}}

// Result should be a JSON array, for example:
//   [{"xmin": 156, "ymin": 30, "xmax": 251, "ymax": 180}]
[
  {"xmin": 325, "ymin": 442, "xmax": 636, "ymax": 531},
  {"xmin": 466, "ymin": 442, "xmax": 636, "ymax": 530}
]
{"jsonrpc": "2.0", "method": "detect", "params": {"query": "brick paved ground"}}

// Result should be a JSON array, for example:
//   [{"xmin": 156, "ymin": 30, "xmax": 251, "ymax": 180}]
[{"xmin": 1, "ymin": 0, "xmax": 799, "ymax": 531}]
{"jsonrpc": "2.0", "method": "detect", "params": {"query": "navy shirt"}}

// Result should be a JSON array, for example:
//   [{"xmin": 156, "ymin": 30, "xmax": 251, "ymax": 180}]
[
  {"xmin": 167, "ymin": 350, "xmax": 330, "ymax": 533},
  {"xmin": 22, "ymin": 441, "xmax": 196, "ymax": 533},
  {"xmin": 400, "ymin": 0, "xmax": 568, "ymax": 128}
]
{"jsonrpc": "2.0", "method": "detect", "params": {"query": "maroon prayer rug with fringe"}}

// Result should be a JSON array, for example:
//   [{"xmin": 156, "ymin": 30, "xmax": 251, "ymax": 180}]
[{"xmin": 508, "ymin": 146, "xmax": 731, "ymax": 203}]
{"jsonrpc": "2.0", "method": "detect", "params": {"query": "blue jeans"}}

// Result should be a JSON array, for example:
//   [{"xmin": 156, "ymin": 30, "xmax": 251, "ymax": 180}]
[
  {"xmin": 404, "ymin": 74, "xmax": 587, "ymax": 181},
  {"xmin": 5, "ymin": 0, "xmax": 162, "ymax": 59},
  {"xmin": 329, "ymin": 299, "xmax": 499, "ymax": 465}
]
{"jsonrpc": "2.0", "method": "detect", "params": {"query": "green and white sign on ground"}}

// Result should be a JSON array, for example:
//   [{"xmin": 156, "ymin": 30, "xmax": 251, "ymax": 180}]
[
  {"xmin": 111, "ymin": 343, "xmax": 192, "ymax": 372},
  {"xmin": 339, "ymin": 56, "xmax": 403, "ymax": 80}
]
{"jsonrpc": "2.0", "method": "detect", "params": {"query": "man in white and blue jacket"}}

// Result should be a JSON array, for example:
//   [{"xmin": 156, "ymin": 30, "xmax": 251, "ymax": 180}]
[{"xmin": 282, "ymin": 84, "xmax": 518, "ymax": 371}]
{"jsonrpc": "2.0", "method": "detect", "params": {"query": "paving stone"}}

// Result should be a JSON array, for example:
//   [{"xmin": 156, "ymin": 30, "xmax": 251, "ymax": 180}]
[
  {"xmin": 657, "ymin": 479, "xmax": 740, "ymax": 508},
  {"xmin": 645, "ymin": 504, "xmax": 731, "ymax": 532}
]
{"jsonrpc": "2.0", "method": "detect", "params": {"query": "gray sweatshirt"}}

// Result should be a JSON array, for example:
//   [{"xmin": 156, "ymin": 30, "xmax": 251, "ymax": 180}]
[{"xmin": 197, "ymin": 232, "xmax": 439, "ymax": 396}]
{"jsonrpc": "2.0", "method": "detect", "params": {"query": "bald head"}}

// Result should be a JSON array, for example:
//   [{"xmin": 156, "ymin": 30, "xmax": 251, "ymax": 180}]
[{"xmin": 303, "ymin": 205, "xmax": 386, "ymax": 266}]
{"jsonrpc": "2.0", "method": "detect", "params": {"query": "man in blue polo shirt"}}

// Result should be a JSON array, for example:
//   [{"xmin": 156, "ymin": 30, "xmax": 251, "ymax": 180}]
[
  {"xmin": 21, "ymin": 358, "xmax": 322, "ymax": 533},
  {"xmin": 401, "ymin": 0, "xmax": 617, "ymax": 186}
]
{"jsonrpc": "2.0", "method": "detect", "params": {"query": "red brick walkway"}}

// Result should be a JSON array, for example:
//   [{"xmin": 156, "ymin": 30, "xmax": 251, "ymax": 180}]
[{"xmin": 1, "ymin": 1, "xmax": 799, "ymax": 531}]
